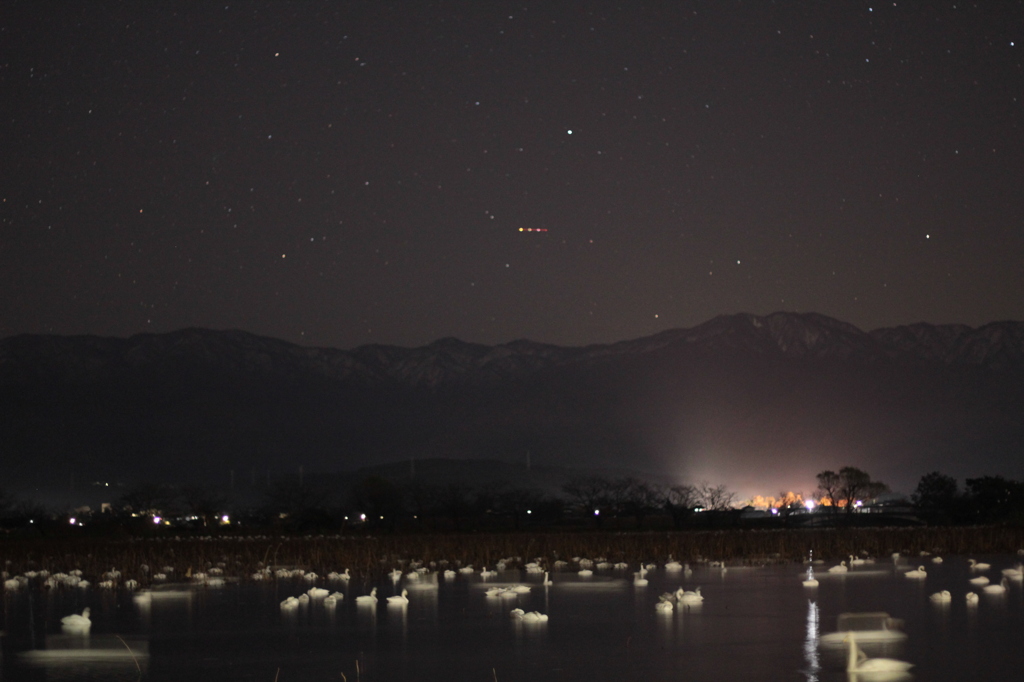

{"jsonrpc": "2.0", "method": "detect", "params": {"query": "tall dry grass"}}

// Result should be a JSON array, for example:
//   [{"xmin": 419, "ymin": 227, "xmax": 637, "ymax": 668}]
[{"xmin": 2, "ymin": 526, "xmax": 1022, "ymax": 584}]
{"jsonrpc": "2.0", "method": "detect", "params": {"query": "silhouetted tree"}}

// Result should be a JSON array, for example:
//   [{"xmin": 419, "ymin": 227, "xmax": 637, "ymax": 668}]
[
  {"xmin": 816, "ymin": 467, "xmax": 887, "ymax": 516},
  {"xmin": 815, "ymin": 470, "xmax": 842, "ymax": 514},
  {"xmin": 662, "ymin": 484, "xmax": 699, "ymax": 529},
  {"xmin": 561, "ymin": 476, "xmax": 613, "ymax": 526},
  {"xmin": 618, "ymin": 478, "xmax": 660, "ymax": 528},
  {"xmin": 697, "ymin": 481, "xmax": 736, "ymax": 511},
  {"xmin": 912, "ymin": 471, "xmax": 960, "ymax": 524},
  {"xmin": 964, "ymin": 475, "xmax": 1024, "ymax": 524}
]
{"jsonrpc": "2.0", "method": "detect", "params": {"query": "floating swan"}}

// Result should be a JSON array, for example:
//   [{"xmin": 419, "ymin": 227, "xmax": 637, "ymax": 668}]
[
  {"xmin": 387, "ymin": 589, "xmax": 409, "ymax": 605},
  {"xmin": 577, "ymin": 569, "xmax": 593, "ymax": 577},
  {"xmin": 665, "ymin": 558, "xmax": 683, "ymax": 571},
  {"xmin": 280, "ymin": 596, "xmax": 300, "ymax": 610},
  {"xmin": 678, "ymin": 587, "xmax": 703, "ymax": 604},
  {"xmin": 1001, "ymin": 564, "xmax": 1023, "ymax": 580},
  {"xmin": 634, "ymin": 566, "xmax": 648, "ymax": 587},
  {"xmin": 324, "ymin": 592, "xmax": 344, "ymax": 607},
  {"xmin": 904, "ymin": 566, "xmax": 927, "ymax": 579},
  {"xmin": 307, "ymin": 587, "xmax": 330, "ymax": 599},
  {"xmin": 655, "ymin": 600, "xmax": 674, "ymax": 613},
  {"xmin": 520, "ymin": 611, "xmax": 548, "ymax": 623},
  {"xmin": 542, "ymin": 572, "xmax": 553, "ymax": 586},
  {"xmin": 845, "ymin": 633, "xmax": 913, "ymax": 673},
  {"xmin": 61, "ymin": 607, "xmax": 91, "ymax": 633},
  {"xmin": 827, "ymin": 561, "xmax": 848, "ymax": 574},
  {"xmin": 355, "ymin": 587, "xmax": 378, "ymax": 605},
  {"xmin": 929, "ymin": 590, "xmax": 952, "ymax": 603},
  {"xmin": 931, "ymin": 556, "xmax": 944, "ymax": 564},
  {"xmin": 969, "ymin": 559, "xmax": 991, "ymax": 571},
  {"xmin": 388, "ymin": 569, "xmax": 403, "ymax": 583},
  {"xmin": 802, "ymin": 568, "xmax": 819, "ymax": 588},
  {"xmin": 965, "ymin": 592, "xmax": 979, "ymax": 606},
  {"xmin": 968, "ymin": 575, "xmax": 990, "ymax": 586},
  {"xmin": 983, "ymin": 578, "xmax": 1008, "ymax": 595}
]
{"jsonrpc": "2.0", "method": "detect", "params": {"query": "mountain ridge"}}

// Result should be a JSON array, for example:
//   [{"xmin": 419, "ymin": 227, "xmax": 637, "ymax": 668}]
[{"xmin": 3, "ymin": 312, "xmax": 1024, "ymax": 499}]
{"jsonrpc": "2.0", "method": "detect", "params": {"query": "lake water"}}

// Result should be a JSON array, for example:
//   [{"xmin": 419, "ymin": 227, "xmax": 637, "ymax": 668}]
[{"xmin": 2, "ymin": 554, "xmax": 1023, "ymax": 681}]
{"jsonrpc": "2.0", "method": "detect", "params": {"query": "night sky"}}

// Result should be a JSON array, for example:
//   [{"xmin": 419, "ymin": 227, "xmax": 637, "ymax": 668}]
[{"xmin": 3, "ymin": 1, "xmax": 1022, "ymax": 350}]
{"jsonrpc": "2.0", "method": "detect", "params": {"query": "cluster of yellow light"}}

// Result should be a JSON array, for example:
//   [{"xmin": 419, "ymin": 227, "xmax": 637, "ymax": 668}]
[{"xmin": 747, "ymin": 491, "xmax": 805, "ymax": 509}]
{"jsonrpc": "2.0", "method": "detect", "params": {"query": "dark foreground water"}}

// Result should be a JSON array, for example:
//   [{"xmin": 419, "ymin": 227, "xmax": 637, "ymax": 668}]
[{"xmin": 2, "ymin": 554, "xmax": 1023, "ymax": 681}]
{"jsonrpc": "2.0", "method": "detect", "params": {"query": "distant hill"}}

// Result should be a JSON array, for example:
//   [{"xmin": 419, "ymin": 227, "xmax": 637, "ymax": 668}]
[{"xmin": 3, "ymin": 312, "xmax": 1023, "ymax": 499}]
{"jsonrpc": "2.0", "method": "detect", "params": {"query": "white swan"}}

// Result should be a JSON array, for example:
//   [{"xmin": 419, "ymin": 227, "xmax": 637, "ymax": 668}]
[
  {"xmin": 577, "ymin": 569, "xmax": 593, "ymax": 577},
  {"xmin": 929, "ymin": 590, "xmax": 952, "ymax": 603},
  {"xmin": 280, "ymin": 596, "xmax": 299, "ymax": 610},
  {"xmin": 355, "ymin": 587, "xmax": 378, "ymax": 605},
  {"xmin": 802, "ymin": 568, "xmax": 819, "ymax": 588},
  {"xmin": 1001, "ymin": 564, "xmax": 1023, "ymax": 580},
  {"xmin": 542, "ymin": 571, "xmax": 553, "ymax": 586},
  {"xmin": 983, "ymin": 578, "xmax": 1008, "ymax": 595},
  {"xmin": 968, "ymin": 575, "xmax": 990, "ymax": 586},
  {"xmin": 931, "ymin": 556, "xmax": 943, "ymax": 564},
  {"xmin": 828, "ymin": 561, "xmax": 848, "ymax": 574},
  {"xmin": 679, "ymin": 587, "xmax": 703, "ymax": 604},
  {"xmin": 904, "ymin": 565, "xmax": 927, "ymax": 579},
  {"xmin": 655, "ymin": 600, "xmax": 674, "ymax": 613},
  {"xmin": 634, "ymin": 566, "xmax": 648, "ymax": 587},
  {"xmin": 520, "ymin": 611, "xmax": 548, "ymax": 623},
  {"xmin": 665, "ymin": 559, "xmax": 683, "ymax": 571},
  {"xmin": 61, "ymin": 607, "xmax": 91, "ymax": 633},
  {"xmin": 968, "ymin": 559, "xmax": 991, "ymax": 571},
  {"xmin": 965, "ymin": 592, "xmax": 979, "ymax": 606},
  {"xmin": 845, "ymin": 633, "xmax": 913, "ymax": 673},
  {"xmin": 387, "ymin": 589, "xmax": 409, "ymax": 605}
]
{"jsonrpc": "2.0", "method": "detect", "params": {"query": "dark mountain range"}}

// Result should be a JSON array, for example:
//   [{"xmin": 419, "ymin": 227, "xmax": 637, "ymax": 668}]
[{"xmin": 3, "ymin": 312, "xmax": 1023, "ymax": 500}]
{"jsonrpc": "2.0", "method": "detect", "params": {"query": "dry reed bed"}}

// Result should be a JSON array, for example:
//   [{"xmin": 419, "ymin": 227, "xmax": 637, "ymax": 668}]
[{"xmin": 2, "ymin": 526, "xmax": 1022, "ymax": 584}]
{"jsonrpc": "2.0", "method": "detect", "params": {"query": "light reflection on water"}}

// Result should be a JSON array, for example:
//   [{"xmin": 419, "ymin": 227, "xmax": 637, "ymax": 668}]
[{"xmin": 2, "ymin": 555, "xmax": 1024, "ymax": 681}]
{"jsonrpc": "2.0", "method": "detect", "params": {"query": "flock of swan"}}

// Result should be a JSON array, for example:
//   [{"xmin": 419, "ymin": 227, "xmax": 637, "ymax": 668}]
[
  {"xmin": 806, "ymin": 550, "xmax": 1024, "ymax": 674},
  {"xmin": 7, "ymin": 546, "xmax": 1024, "ymax": 677}
]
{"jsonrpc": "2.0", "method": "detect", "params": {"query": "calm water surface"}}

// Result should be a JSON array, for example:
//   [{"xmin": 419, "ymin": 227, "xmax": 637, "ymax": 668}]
[{"xmin": 2, "ymin": 554, "xmax": 1023, "ymax": 681}]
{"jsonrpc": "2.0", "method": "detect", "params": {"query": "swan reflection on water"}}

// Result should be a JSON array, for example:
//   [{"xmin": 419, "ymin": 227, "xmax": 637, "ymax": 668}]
[{"xmin": 803, "ymin": 599, "xmax": 820, "ymax": 682}]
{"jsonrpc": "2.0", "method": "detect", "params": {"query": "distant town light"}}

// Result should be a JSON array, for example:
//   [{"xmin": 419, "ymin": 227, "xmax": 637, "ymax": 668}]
[
  {"xmin": 526, "ymin": 510, "xmax": 532, "ymax": 514},
  {"xmin": 153, "ymin": 516, "xmax": 162, "ymax": 524},
  {"xmin": 360, "ymin": 513, "xmax": 366, "ymax": 521},
  {"xmin": 69, "ymin": 517, "xmax": 76, "ymax": 525},
  {"xmin": 804, "ymin": 500, "xmax": 816, "ymax": 511},
  {"xmin": 594, "ymin": 509, "xmax": 600, "ymax": 516},
  {"xmin": 221, "ymin": 514, "xmax": 230, "ymax": 524}
]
